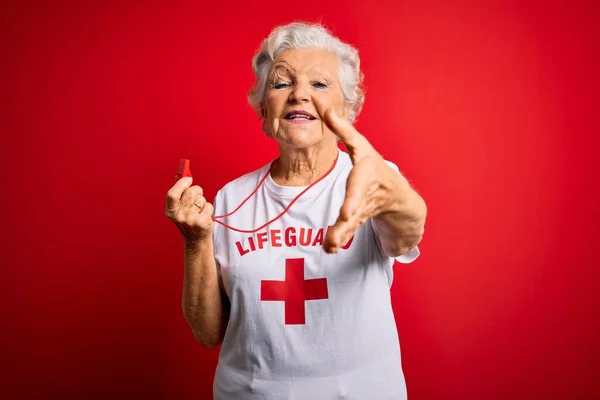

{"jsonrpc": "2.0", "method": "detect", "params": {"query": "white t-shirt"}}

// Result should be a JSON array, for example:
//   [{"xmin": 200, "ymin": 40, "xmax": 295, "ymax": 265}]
[{"xmin": 212, "ymin": 149, "xmax": 420, "ymax": 400}]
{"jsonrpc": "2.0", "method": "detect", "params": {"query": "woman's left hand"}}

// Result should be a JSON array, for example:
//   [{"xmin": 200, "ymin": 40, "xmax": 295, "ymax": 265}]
[{"xmin": 321, "ymin": 108, "xmax": 412, "ymax": 254}]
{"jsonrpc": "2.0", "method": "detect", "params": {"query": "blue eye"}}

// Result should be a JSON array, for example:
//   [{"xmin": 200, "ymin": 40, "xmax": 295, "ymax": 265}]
[
  {"xmin": 312, "ymin": 82, "xmax": 328, "ymax": 89},
  {"xmin": 273, "ymin": 82, "xmax": 290, "ymax": 89}
]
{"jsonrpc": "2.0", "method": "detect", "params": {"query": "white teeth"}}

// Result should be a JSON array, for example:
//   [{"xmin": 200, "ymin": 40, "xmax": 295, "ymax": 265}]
[{"xmin": 289, "ymin": 114, "xmax": 311, "ymax": 119}]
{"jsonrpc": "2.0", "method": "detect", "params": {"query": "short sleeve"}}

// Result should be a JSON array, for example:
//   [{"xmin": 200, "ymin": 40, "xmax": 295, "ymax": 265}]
[
  {"xmin": 371, "ymin": 220, "xmax": 421, "ymax": 265},
  {"xmin": 212, "ymin": 189, "xmax": 223, "ymax": 254},
  {"xmin": 212, "ymin": 190, "xmax": 228, "ymax": 297},
  {"xmin": 395, "ymin": 246, "xmax": 420, "ymax": 264}
]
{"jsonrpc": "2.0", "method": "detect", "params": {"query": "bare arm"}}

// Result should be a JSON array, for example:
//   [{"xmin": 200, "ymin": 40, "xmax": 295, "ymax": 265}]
[
  {"xmin": 372, "ymin": 174, "xmax": 427, "ymax": 257},
  {"xmin": 315, "ymin": 102, "xmax": 427, "ymax": 255},
  {"xmin": 166, "ymin": 177, "xmax": 228, "ymax": 348},
  {"xmin": 182, "ymin": 240, "xmax": 229, "ymax": 348}
]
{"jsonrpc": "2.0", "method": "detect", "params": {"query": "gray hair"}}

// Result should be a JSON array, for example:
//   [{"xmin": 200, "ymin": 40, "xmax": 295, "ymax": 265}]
[{"xmin": 248, "ymin": 22, "xmax": 365, "ymax": 124}]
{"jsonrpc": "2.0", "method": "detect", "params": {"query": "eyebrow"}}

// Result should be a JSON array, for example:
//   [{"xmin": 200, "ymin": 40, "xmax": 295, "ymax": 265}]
[
  {"xmin": 270, "ymin": 64, "xmax": 335, "ymax": 83},
  {"xmin": 309, "ymin": 69, "xmax": 334, "ymax": 83},
  {"xmin": 270, "ymin": 64, "xmax": 293, "ymax": 78}
]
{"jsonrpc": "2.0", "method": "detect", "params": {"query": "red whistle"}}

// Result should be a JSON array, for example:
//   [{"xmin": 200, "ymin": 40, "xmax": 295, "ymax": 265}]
[{"xmin": 175, "ymin": 158, "xmax": 192, "ymax": 180}]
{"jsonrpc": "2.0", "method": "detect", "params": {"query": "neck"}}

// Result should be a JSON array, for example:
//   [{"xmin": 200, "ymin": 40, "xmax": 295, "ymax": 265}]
[{"xmin": 271, "ymin": 141, "xmax": 339, "ymax": 186}]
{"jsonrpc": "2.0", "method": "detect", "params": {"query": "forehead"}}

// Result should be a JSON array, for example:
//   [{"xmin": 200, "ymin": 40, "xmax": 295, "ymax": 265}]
[{"xmin": 272, "ymin": 48, "xmax": 339, "ymax": 76}]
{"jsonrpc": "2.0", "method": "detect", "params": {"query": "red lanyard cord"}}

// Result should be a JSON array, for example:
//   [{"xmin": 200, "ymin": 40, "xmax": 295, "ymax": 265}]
[{"xmin": 211, "ymin": 154, "xmax": 339, "ymax": 234}]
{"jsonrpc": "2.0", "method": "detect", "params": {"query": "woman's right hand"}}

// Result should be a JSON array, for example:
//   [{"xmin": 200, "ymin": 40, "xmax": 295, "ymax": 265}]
[{"xmin": 165, "ymin": 177, "xmax": 215, "ymax": 247}]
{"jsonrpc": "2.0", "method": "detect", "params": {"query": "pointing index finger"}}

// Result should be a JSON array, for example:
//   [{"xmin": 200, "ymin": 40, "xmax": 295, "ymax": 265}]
[
  {"xmin": 324, "ymin": 108, "xmax": 361, "ymax": 146},
  {"xmin": 312, "ymin": 96, "xmax": 362, "ymax": 149}
]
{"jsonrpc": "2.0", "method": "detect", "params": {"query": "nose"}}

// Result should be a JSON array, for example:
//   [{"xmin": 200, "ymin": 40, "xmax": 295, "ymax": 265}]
[{"xmin": 288, "ymin": 80, "xmax": 310, "ymax": 103}]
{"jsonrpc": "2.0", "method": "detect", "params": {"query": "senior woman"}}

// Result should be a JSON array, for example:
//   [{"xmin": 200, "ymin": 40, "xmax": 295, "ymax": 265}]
[{"xmin": 165, "ymin": 22, "xmax": 427, "ymax": 400}]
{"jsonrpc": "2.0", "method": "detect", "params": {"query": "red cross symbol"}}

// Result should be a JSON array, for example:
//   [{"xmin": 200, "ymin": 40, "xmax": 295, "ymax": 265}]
[{"xmin": 260, "ymin": 258, "xmax": 329, "ymax": 325}]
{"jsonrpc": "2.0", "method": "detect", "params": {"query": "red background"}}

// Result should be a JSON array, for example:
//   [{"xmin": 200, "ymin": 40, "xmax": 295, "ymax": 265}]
[{"xmin": 2, "ymin": 0, "xmax": 599, "ymax": 398}]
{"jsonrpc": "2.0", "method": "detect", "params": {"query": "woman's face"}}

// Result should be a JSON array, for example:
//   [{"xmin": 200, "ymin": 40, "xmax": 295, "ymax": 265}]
[{"xmin": 263, "ymin": 48, "xmax": 351, "ymax": 148}]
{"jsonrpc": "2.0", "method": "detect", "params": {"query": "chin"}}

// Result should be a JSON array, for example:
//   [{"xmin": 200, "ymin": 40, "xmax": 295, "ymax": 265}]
[{"xmin": 278, "ymin": 128, "xmax": 324, "ymax": 148}]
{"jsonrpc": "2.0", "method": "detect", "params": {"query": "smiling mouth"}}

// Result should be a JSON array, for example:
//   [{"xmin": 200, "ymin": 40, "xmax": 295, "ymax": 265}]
[{"xmin": 284, "ymin": 110, "xmax": 317, "ymax": 120}]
